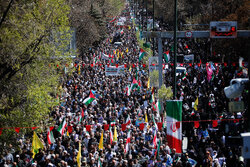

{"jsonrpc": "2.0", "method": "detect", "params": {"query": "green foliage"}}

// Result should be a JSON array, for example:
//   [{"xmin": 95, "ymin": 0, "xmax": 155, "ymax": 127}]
[
  {"xmin": 149, "ymin": 70, "xmax": 159, "ymax": 88},
  {"xmin": 0, "ymin": 0, "xmax": 73, "ymax": 152},
  {"xmin": 158, "ymin": 85, "xmax": 173, "ymax": 101},
  {"xmin": 135, "ymin": 28, "xmax": 153, "ymax": 65}
]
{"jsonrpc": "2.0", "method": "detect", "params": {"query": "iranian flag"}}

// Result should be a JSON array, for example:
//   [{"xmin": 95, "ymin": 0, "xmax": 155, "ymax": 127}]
[
  {"xmin": 47, "ymin": 128, "xmax": 55, "ymax": 144},
  {"xmin": 110, "ymin": 17, "xmax": 116, "ymax": 23},
  {"xmin": 166, "ymin": 100, "xmax": 182, "ymax": 153},
  {"xmin": 182, "ymin": 71, "xmax": 188, "ymax": 80},
  {"xmin": 153, "ymin": 129, "xmax": 157, "ymax": 148},
  {"xmin": 156, "ymin": 101, "xmax": 161, "ymax": 117},
  {"xmin": 110, "ymin": 121, "xmax": 116, "ymax": 126},
  {"xmin": 155, "ymin": 139, "xmax": 161, "ymax": 158},
  {"xmin": 98, "ymin": 156, "xmax": 102, "ymax": 167},
  {"xmin": 139, "ymin": 48, "xmax": 146, "ymax": 61},
  {"xmin": 125, "ymin": 115, "xmax": 131, "ymax": 125},
  {"xmin": 124, "ymin": 130, "xmax": 131, "ymax": 153},
  {"xmin": 163, "ymin": 50, "xmax": 170, "ymax": 62},
  {"xmin": 151, "ymin": 93, "xmax": 157, "ymax": 111},
  {"xmin": 125, "ymin": 85, "xmax": 131, "ymax": 96},
  {"xmin": 57, "ymin": 119, "xmax": 67, "ymax": 136},
  {"xmin": 109, "ymin": 126, "xmax": 113, "ymax": 145},
  {"xmin": 78, "ymin": 108, "xmax": 84, "ymax": 123},
  {"xmin": 130, "ymin": 78, "xmax": 138, "ymax": 90},
  {"xmin": 83, "ymin": 91, "xmax": 95, "ymax": 105},
  {"xmin": 152, "ymin": 114, "xmax": 158, "ymax": 131}
]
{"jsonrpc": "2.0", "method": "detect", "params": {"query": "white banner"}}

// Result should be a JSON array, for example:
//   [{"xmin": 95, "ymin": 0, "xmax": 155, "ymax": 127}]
[
  {"xmin": 102, "ymin": 53, "xmax": 109, "ymax": 60},
  {"xmin": 105, "ymin": 65, "xmax": 125, "ymax": 76}
]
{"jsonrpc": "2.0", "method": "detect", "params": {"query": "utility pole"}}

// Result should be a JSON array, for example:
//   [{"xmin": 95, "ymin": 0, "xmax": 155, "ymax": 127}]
[
  {"xmin": 146, "ymin": 0, "xmax": 148, "ymax": 42},
  {"xmin": 173, "ymin": 0, "xmax": 177, "ymax": 99},
  {"xmin": 152, "ymin": 0, "xmax": 155, "ymax": 57},
  {"xmin": 158, "ymin": 36, "xmax": 163, "ymax": 88}
]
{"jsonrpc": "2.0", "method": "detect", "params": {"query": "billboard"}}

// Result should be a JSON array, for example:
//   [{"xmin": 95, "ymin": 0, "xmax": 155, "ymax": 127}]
[{"xmin": 210, "ymin": 21, "xmax": 237, "ymax": 38}]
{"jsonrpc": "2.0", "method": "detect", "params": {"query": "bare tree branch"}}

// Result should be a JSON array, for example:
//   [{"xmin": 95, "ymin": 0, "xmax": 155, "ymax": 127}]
[{"xmin": 0, "ymin": 0, "xmax": 14, "ymax": 28}]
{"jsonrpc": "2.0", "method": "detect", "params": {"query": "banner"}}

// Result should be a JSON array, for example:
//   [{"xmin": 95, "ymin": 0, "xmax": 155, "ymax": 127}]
[
  {"xmin": 102, "ymin": 53, "xmax": 109, "ymax": 60},
  {"xmin": 105, "ymin": 65, "xmax": 125, "ymax": 76}
]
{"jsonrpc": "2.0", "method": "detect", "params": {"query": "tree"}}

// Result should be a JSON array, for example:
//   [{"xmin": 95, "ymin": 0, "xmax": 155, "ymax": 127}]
[
  {"xmin": 158, "ymin": 85, "xmax": 173, "ymax": 100},
  {"xmin": 149, "ymin": 70, "xmax": 159, "ymax": 87},
  {"xmin": 0, "ymin": 0, "xmax": 72, "ymax": 152},
  {"xmin": 69, "ymin": 0, "xmax": 125, "ymax": 54}
]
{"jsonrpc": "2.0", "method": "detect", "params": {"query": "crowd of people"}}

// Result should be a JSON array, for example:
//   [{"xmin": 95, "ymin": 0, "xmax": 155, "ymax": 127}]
[{"xmin": 1, "ymin": 2, "xmax": 248, "ymax": 167}]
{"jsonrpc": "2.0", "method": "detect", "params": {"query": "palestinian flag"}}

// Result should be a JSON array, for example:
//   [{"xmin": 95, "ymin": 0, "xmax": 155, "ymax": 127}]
[
  {"xmin": 124, "ymin": 130, "xmax": 131, "ymax": 154},
  {"xmin": 47, "ymin": 128, "xmax": 55, "ymax": 144},
  {"xmin": 166, "ymin": 100, "xmax": 182, "ymax": 153},
  {"xmin": 109, "ymin": 126, "xmax": 113, "ymax": 145},
  {"xmin": 139, "ymin": 48, "xmax": 146, "ymax": 61},
  {"xmin": 83, "ymin": 91, "xmax": 95, "ymax": 105},
  {"xmin": 58, "ymin": 119, "xmax": 67, "ymax": 136},
  {"xmin": 163, "ymin": 50, "xmax": 170, "ymax": 62},
  {"xmin": 130, "ymin": 78, "xmax": 138, "ymax": 90}
]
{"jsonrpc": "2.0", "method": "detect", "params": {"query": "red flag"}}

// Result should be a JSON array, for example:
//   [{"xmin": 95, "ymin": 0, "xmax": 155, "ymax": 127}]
[
  {"xmin": 139, "ymin": 123, "xmax": 145, "ymax": 131},
  {"xmin": 233, "ymin": 119, "xmax": 239, "ymax": 123},
  {"xmin": 224, "ymin": 63, "xmax": 227, "ymax": 67},
  {"xmin": 81, "ymin": 108, "xmax": 84, "ymax": 118},
  {"xmin": 121, "ymin": 124, "xmax": 127, "ymax": 131},
  {"xmin": 116, "ymin": 64, "xmax": 118, "ymax": 68},
  {"xmin": 212, "ymin": 120, "xmax": 218, "ymax": 127},
  {"xmin": 124, "ymin": 64, "xmax": 127, "ymax": 68},
  {"xmin": 49, "ymin": 126, "xmax": 54, "ymax": 131},
  {"xmin": 91, "ymin": 64, "xmax": 94, "ymax": 67},
  {"xmin": 0, "ymin": 129, "xmax": 2, "ymax": 136},
  {"xmin": 103, "ymin": 124, "xmax": 109, "ymax": 131},
  {"xmin": 157, "ymin": 122, "xmax": 163, "ymax": 131},
  {"xmin": 132, "ymin": 64, "xmax": 135, "ymax": 68},
  {"xmin": 32, "ymin": 127, "xmax": 37, "ymax": 130},
  {"xmin": 68, "ymin": 126, "xmax": 73, "ymax": 133},
  {"xmin": 143, "ymin": 64, "xmax": 146, "ymax": 68},
  {"xmin": 86, "ymin": 125, "xmax": 91, "ymax": 132},
  {"xmin": 194, "ymin": 121, "xmax": 199, "ymax": 128},
  {"xmin": 15, "ymin": 127, "xmax": 21, "ymax": 133}
]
